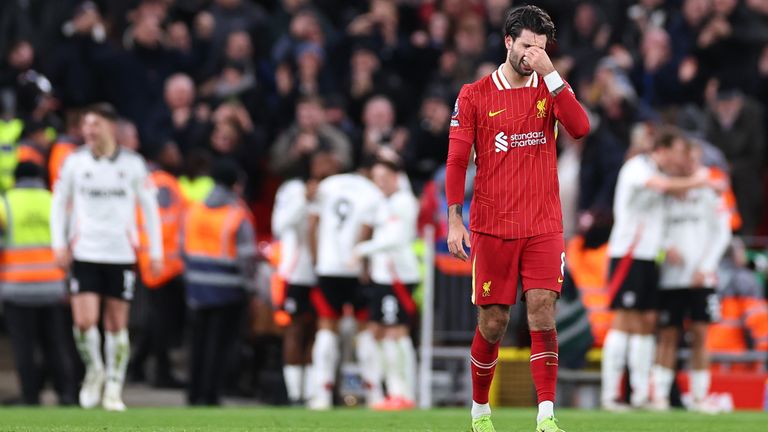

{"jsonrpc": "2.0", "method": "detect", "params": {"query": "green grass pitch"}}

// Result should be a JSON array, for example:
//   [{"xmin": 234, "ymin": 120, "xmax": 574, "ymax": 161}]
[{"xmin": 0, "ymin": 407, "xmax": 764, "ymax": 431}]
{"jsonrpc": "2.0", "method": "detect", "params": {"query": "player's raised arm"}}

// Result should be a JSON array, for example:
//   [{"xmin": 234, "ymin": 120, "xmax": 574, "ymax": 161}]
[
  {"xmin": 524, "ymin": 46, "xmax": 590, "ymax": 139},
  {"xmin": 446, "ymin": 85, "xmax": 475, "ymax": 261}
]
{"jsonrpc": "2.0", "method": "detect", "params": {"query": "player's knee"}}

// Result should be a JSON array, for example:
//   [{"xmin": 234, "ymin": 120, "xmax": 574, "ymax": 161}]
[
  {"xmin": 479, "ymin": 315, "xmax": 509, "ymax": 343},
  {"xmin": 526, "ymin": 293, "xmax": 556, "ymax": 329},
  {"xmin": 690, "ymin": 325, "xmax": 708, "ymax": 348}
]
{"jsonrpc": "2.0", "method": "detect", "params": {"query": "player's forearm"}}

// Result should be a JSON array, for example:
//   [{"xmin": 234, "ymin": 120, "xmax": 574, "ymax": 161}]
[
  {"xmin": 307, "ymin": 214, "xmax": 319, "ymax": 265},
  {"xmin": 447, "ymin": 204, "xmax": 464, "ymax": 227},
  {"xmin": 552, "ymin": 82, "xmax": 590, "ymax": 139},
  {"xmin": 140, "ymin": 195, "xmax": 164, "ymax": 260},
  {"xmin": 445, "ymin": 138, "xmax": 472, "ymax": 206},
  {"xmin": 649, "ymin": 175, "xmax": 705, "ymax": 194},
  {"xmin": 700, "ymin": 213, "xmax": 733, "ymax": 272},
  {"xmin": 50, "ymin": 191, "xmax": 69, "ymax": 250}
]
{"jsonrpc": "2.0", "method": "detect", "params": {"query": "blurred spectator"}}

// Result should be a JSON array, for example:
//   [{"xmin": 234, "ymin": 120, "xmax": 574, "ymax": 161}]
[
  {"xmin": 403, "ymin": 88, "xmax": 451, "ymax": 194},
  {"xmin": 271, "ymin": 96, "xmax": 351, "ymax": 178},
  {"xmin": 356, "ymin": 95, "xmax": 408, "ymax": 165},
  {"xmin": 577, "ymin": 115, "xmax": 624, "ymax": 220},
  {"xmin": 558, "ymin": 1, "xmax": 610, "ymax": 87},
  {"xmin": 667, "ymin": 0, "xmax": 713, "ymax": 64},
  {"xmin": 630, "ymin": 27, "xmax": 682, "ymax": 107},
  {"xmin": 273, "ymin": 8, "xmax": 328, "ymax": 64},
  {"xmin": 705, "ymin": 85, "xmax": 765, "ymax": 235},
  {"xmin": 696, "ymin": 0, "xmax": 768, "ymax": 88},
  {"xmin": 148, "ymin": 73, "xmax": 209, "ymax": 156},
  {"xmin": 207, "ymin": 0, "xmax": 267, "ymax": 63},
  {"xmin": 116, "ymin": 118, "xmax": 140, "ymax": 152}
]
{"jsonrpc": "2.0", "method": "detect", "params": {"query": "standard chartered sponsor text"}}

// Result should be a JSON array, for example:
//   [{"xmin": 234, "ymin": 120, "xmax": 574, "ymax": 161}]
[{"xmin": 508, "ymin": 131, "xmax": 546, "ymax": 148}]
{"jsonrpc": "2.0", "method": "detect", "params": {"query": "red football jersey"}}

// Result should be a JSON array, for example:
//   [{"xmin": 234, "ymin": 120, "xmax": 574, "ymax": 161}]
[{"xmin": 447, "ymin": 65, "xmax": 589, "ymax": 239}]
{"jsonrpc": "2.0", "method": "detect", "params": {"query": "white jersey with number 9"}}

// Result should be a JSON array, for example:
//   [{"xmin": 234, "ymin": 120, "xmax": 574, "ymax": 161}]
[{"xmin": 311, "ymin": 173, "xmax": 383, "ymax": 277}]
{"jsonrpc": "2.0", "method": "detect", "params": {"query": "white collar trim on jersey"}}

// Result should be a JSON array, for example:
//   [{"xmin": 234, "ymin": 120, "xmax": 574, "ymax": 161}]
[{"xmin": 493, "ymin": 64, "xmax": 538, "ymax": 90}]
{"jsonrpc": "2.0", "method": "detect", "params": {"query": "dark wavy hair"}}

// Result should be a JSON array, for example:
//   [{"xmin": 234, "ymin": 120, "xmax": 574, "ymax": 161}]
[{"xmin": 504, "ymin": 5, "xmax": 556, "ymax": 42}]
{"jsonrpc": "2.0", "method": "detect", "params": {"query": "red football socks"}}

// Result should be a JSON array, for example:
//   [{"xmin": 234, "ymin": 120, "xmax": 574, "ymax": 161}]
[
  {"xmin": 470, "ymin": 327, "xmax": 500, "ymax": 404},
  {"xmin": 530, "ymin": 329, "xmax": 558, "ymax": 403}
]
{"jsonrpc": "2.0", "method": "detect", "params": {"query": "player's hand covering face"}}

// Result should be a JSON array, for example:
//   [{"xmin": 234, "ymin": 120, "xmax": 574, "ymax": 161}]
[{"xmin": 505, "ymin": 29, "xmax": 553, "ymax": 77}]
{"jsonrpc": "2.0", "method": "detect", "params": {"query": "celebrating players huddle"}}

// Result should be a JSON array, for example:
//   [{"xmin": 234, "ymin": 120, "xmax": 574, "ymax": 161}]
[
  {"xmin": 272, "ymin": 152, "xmax": 421, "ymax": 411},
  {"xmin": 602, "ymin": 128, "xmax": 732, "ymax": 413}
]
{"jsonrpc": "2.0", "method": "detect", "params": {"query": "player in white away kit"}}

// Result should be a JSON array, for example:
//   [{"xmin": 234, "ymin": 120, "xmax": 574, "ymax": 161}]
[
  {"xmin": 651, "ymin": 145, "xmax": 731, "ymax": 412},
  {"xmin": 51, "ymin": 104, "xmax": 163, "ymax": 411},
  {"xmin": 603, "ymin": 128, "xmax": 716, "ymax": 410},
  {"xmin": 272, "ymin": 152, "xmax": 341, "ymax": 405},
  {"xmin": 352, "ymin": 159, "xmax": 420, "ymax": 409},
  {"xmin": 307, "ymin": 161, "xmax": 383, "ymax": 410}
]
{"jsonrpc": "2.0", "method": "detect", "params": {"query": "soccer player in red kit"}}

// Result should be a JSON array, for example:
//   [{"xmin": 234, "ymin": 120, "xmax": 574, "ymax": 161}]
[{"xmin": 446, "ymin": 6, "xmax": 589, "ymax": 432}]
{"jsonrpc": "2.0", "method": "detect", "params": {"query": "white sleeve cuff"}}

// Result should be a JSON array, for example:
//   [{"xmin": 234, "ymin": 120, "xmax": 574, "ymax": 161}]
[{"xmin": 543, "ymin": 71, "xmax": 565, "ymax": 93}]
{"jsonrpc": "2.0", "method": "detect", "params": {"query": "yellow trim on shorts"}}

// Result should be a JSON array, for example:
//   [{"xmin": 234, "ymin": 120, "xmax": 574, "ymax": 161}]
[{"xmin": 471, "ymin": 255, "xmax": 477, "ymax": 305}]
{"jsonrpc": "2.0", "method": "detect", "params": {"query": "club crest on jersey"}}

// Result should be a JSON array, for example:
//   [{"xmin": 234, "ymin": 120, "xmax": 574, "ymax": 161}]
[
  {"xmin": 482, "ymin": 281, "xmax": 492, "ymax": 297},
  {"xmin": 536, "ymin": 98, "xmax": 547, "ymax": 118}
]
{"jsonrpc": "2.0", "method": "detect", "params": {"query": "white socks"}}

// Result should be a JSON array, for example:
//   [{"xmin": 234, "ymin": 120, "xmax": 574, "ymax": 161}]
[
  {"xmin": 356, "ymin": 330, "xmax": 384, "ymax": 405},
  {"xmin": 471, "ymin": 401, "xmax": 491, "ymax": 419},
  {"xmin": 105, "ymin": 329, "xmax": 130, "ymax": 388},
  {"xmin": 628, "ymin": 334, "xmax": 654, "ymax": 407},
  {"xmin": 283, "ymin": 365, "xmax": 303, "ymax": 403},
  {"xmin": 74, "ymin": 326, "xmax": 104, "ymax": 373},
  {"xmin": 652, "ymin": 365, "xmax": 674, "ymax": 403},
  {"xmin": 537, "ymin": 400, "xmax": 554, "ymax": 423},
  {"xmin": 312, "ymin": 329, "xmax": 339, "ymax": 400},
  {"xmin": 382, "ymin": 336, "xmax": 417, "ymax": 401},
  {"xmin": 303, "ymin": 364, "xmax": 314, "ymax": 401},
  {"xmin": 601, "ymin": 330, "xmax": 628, "ymax": 404},
  {"xmin": 382, "ymin": 338, "xmax": 406, "ymax": 398},
  {"xmin": 398, "ymin": 336, "xmax": 417, "ymax": 401},
  {"xmin": 690, "ymin": 369, "xmax": 710, "ymax": 402}
]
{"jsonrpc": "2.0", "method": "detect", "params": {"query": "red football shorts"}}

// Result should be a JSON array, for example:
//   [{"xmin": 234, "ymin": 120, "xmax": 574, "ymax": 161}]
[{"xmin": 470, "ymin": 231, "xmax": 565, "ymax": 305}]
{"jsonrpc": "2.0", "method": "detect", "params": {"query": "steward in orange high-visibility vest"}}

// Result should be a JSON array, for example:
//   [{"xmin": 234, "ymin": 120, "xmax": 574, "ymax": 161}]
[
  {"xmin": 707, "ymin": 260, "xmax": 768, "ymax": 355},
  {"xmin": 182, "ymin": 158, "xmax": 257, "ymax": 405},
  {"xmin": 48, "ymin": 136, "xmax": 78, "ymax": 187},
  {"xmin": 130, "ymin": 161, "xmax": 187, "ymax": 387},
  {"xmin": 0, "ymin": 162, "xmax": 77, "ymax": 404},
  {"xmin": 0, "ymin": 163, "xmax": 66, "ymax": 302},
  {"xmin": 137, "ymin": 167, "xmax": 186, "ymax": 288}
]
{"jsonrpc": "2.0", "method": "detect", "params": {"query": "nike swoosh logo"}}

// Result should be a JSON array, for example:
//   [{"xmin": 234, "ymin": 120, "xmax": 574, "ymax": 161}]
[
  {"xmin": 488, "ymin": 109, "xmax": 506, "ymax": 117},
  {"xmin": 557, "ymin": 277, "xmax": 564, "ymax": 283},
  {"xmin": 476, "ymin": 372, "xmax": 492, "ymax": 377},
  {"xmin": 546, "ymin": 362, "xmax": 558, "ymax": 366}
]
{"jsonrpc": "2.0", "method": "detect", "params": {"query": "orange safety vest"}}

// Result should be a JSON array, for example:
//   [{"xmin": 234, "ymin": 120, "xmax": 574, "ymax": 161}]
[
  {"xmin": 566, "ymin": 235, "xmax": 613, "ymax": 347},
  {"xmin": 137, "ymin": 169, "xmax": 186, "ymax": 288},
  {"xmin": 0, "ymin": 187, "xmax": 66, "ymax": 303},
  {"xmin": 48, "ymin": 140, "xmax": 76, "ymax": 188},
  {"xmin": 17, "ymin": 143, "xmax": 45, "ymax": 166},
  {"xmin": 709, "ymin": 167, "xmax": 742, "ymax": 232},
  {"xmin": 183, "ymin": 198, "xmax": 255, "ymax": 307},
  {"xmin": 708, "ymin": 297, "xmax": 768, "ymax": 353}
]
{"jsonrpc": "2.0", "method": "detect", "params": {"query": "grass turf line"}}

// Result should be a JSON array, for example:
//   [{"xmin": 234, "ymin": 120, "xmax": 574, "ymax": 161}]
[{"xmin": 0, "ymin": 407, "xmax": 763, "ymax": 431}]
